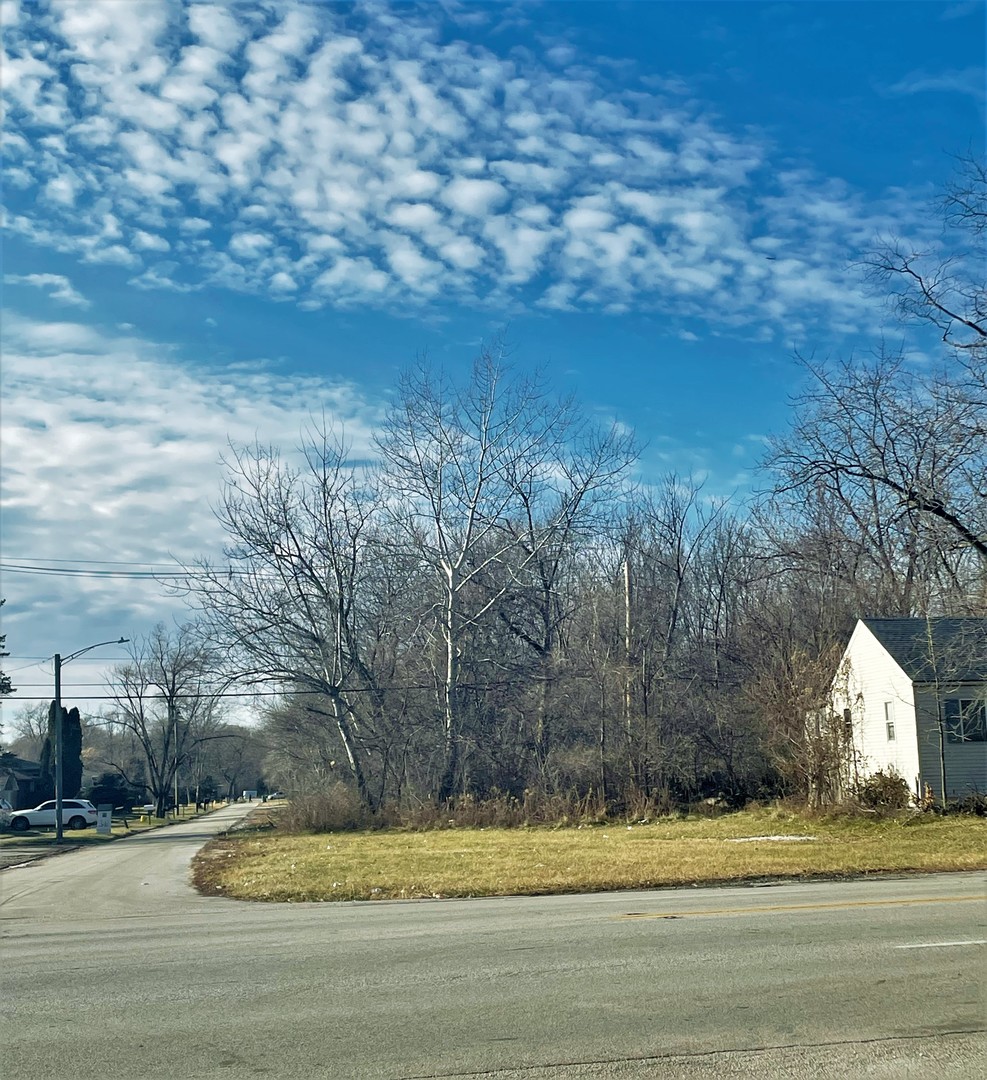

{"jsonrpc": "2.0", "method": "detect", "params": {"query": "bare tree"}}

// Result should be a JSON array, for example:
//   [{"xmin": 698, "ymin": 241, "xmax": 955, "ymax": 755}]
[
  {"xmin": 867, "ymin": 153, "xmax": 985, "ymax": 362},
  {"xmin": 193, "ymin": 723, "xmax": 266, "ymax": 803},
  {"xmin": 187, "ymin": 426, "xmax": 389, "ymax": 809},
  {"xmin": 103, "ymin": 624, "xmax": 225, "ymax": 817},
  {"xmin": 768, "ymin": 350, "xmax": 986, "ymax": 568},
  {"xmin": 487, "ymin": 409, "xmax": 636, "ymax": 777},
  {"xmin": 375, "ymin": 347, "xmax": 633, "ymax": 800},
  {"xmin": 4, "ymin": 702, "xmax": 49, "ymax": 759},
  {"xmin": 768, "ymin": 158, "xmax": 986, "ymax": 578}
]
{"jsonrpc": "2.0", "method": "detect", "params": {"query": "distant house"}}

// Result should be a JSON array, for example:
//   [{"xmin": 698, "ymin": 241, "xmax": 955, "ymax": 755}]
[
  {"xmin": 831, "ymin": 618, "xmax": 987, "ymax": 803},
  {"xmin": 0, "ymin": 753, "xmax": 43, "ymax": 809}
]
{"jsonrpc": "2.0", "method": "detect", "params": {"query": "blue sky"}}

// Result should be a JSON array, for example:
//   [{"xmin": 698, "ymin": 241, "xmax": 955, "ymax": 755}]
[{"xmin": 1, "ymin": 0, "xmax": 984, "ymax": 722}]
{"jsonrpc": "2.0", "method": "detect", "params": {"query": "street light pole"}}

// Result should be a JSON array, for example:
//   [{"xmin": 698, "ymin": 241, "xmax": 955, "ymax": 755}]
[{"xmin": 53, "ymin": 637, "xmax": 129, "ymax": 843}]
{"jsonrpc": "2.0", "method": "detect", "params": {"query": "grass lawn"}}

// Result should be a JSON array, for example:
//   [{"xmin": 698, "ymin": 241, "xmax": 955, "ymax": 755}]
[{"xmin": 191, "ymin": 807, "xmax": 987, "ymax": 903}]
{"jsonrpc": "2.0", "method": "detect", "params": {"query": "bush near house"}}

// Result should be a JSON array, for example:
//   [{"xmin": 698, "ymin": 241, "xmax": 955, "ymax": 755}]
[{"xmin": 854, "ymin": 769, "xmax": 912, "ymax": 812}]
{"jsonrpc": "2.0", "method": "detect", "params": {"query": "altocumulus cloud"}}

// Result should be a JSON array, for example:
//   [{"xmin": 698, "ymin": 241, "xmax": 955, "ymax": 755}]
[{"xmin": 1, "ymin": 0, "xmax": 916, "ymax": 337}]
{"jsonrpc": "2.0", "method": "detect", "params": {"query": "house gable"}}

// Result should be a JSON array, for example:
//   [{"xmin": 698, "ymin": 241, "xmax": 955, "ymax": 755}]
[
  {"xmin": 834, "ymin": 618, "xmax": 987, "ymax": 802},
  {"xmin": 833, "ymin": 620, "xmax": 920, "ymax": 793},
  {"xmin": 0, "ymin": 753, "xmax": 43, "ymax": 809}
]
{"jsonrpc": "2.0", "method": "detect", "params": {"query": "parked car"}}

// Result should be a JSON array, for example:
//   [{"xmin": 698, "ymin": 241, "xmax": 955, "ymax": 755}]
[{"xmin": 9, "ymin": 799, "xmax": 98, "ymax": 832}]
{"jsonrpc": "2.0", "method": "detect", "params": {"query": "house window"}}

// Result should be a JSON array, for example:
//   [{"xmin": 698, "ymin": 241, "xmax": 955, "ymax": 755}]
[
  {"xmin": 884, "ymin": 702, "xmax": 895, "ymax": 741},
  {"xmin": 886, "ymin": 721, "xmax": 895, "ymax": 741},
  {"xmin": 944, "ymin": 699, "xmax": 987, "ymax": 743}
]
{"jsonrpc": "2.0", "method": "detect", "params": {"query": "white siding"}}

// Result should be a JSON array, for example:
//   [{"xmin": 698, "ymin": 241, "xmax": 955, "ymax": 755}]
[{"xmin": 832, "ymin": 621, "xmax": 921, "ymax": 795}]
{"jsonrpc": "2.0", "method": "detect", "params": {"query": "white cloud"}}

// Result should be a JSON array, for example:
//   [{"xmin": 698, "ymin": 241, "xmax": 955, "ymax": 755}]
[
  {"xmin": 133, "ymin": 230, "xmax": 171, "ymax": 252},
  {"xmin": 886, "ymin": 67, "xmax": 985, "ymax": 101},
  {"xmin": 180, "ymin": 217, "xmax": 212, "ymax": 233},
  {"xmin": 228, "ymin": 231, "xmax": 273, "ymax": 258},
  {"xmin": 3, "ymin": 273, "xmax": 90, "ymax": 308},
  {"xmin": 0, "ymin": 310, "xmax": 381, "ymax": 675},
  {"xmin": 269, "ymin": 271, "xmax": 297, "ymax": 292},
  {"xmin": 44, "ymin": 175, "xmax": 78, "ymax": 206},
  {"xmin": 440, "ymin": 177, "xmax": 510, "ymax": 217},
  {"xmin": 0, "ymin": 0, "xmax": 928, "ymax": 336}
]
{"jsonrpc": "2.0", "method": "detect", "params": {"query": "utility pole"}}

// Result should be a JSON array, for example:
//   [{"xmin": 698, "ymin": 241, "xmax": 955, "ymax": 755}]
[
  {"xmin": 53, "ymin": 654, "xmax": 63, "ymax": 843},
  {"xmin": 53, "ymin": 637, "xmax": 128, "ymax": 843}
]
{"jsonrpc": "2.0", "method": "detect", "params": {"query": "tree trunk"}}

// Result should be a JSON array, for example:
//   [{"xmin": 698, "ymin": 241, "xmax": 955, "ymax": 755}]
[
  {"xmin": 439, "ymin": 580, "xmax": 461, "ymax": 802},
  {"xmin": 330, "ymin": 691, "xmax": 373, "ymax": 810}
]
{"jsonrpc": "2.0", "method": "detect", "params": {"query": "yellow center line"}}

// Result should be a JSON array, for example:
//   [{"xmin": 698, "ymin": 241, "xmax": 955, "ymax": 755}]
[{"xmin": 619, "ymin": 894, "xmax": 986, "ymax": 919}]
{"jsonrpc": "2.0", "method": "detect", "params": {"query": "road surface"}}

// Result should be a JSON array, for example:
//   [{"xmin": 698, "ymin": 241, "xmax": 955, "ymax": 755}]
[{"xmin": 1, "ymin": 802, "xmax": 984, "ymax": 1078}]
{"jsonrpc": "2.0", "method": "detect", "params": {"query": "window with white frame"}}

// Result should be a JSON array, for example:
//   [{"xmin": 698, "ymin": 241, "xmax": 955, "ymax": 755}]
[
  {"xmin": 944, "ymin": 699, "xmax": 987, "ymax": 743},
  {"xmin": 884, "ymin": 701, "xmax": 895, "ymax": 741}
]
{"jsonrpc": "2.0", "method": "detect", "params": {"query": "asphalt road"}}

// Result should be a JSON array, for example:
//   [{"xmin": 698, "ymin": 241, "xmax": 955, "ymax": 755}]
[{"xmin": 1, "ymin": 803, "xmax": 984, "ymax": 1079}]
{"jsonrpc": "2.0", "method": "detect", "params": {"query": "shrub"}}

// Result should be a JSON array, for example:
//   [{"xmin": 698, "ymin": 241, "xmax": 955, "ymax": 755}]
[
  {"xmin": 86, "ymin": 771, "xmax": 144, "ymax": 810},
  {"xmin": 952, "ymin": 792, "xmax": 987, "ymax": 816},
  {"xmin": 396, "ymin": 789, "xmax": 609, "ymax": 830},
  {"xmin": 855, "ymin": 768, "xmax": 911, "ymax": 811},
  {"xmin": 278, "ymin": 783, "xmax": 374, "ymax": 833}
]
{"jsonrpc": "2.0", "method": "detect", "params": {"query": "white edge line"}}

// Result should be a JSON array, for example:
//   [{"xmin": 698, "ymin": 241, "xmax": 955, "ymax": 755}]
[{"xmin": 894, "ymin": 940, "xmax": 987, "ymax": 949}]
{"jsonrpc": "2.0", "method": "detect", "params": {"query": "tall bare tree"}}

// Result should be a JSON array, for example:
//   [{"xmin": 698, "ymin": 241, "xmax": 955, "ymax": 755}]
[
  {"xmin": 488, "ymin": 410, "xmax": 636, "ymax": 776},
  {"xmin": 188, "ymin": 426, "xmax": 391, "ymax": 809},
  {"xmin": 104, "ymin": 624, "xmax": 224, "ymax": 817},
  {"xmin": 375, "ymin": 347, "xmax": 635, "ymax": 800}
]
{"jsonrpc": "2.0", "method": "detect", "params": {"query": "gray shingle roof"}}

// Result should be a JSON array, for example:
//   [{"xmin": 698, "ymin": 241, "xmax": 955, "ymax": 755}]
[{"xmin": 862, "ymin": 618, "xmax": 987, "ymax": 684}]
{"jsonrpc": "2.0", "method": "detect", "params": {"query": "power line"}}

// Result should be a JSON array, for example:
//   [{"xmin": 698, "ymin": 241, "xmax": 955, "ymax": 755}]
[
  {"xmin": 1, "ymin": 563, "xmax": 191, "ymax": 580},
  {"xmin": 3, "ymin": 657, "xmax": 133, "ymax": 667},
  {"xmin": 2, "ymin": 557, "xmax": 190, "ymax": 567},
  {"xmin": 0, "ymin": 562, "xmax": 255, "ymax": 580},
  {"xmin": 6, "ymin": 680, "xmax": 506, "ymax": 702},
  {"xmin": 12, "ymin": 682, "xmax": 121, "ymax": 688}
]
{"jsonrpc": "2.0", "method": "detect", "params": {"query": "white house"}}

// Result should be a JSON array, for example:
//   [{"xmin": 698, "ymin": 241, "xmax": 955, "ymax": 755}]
[{"xmin": 831, "ymin": 618, "xmax": 987, "ymax": 803}]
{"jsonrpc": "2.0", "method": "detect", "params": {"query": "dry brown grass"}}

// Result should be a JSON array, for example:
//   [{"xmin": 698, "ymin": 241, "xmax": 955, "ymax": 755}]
[{"xmin": 191, "ymin": 806, "xmax": 987, "ymax": 902}]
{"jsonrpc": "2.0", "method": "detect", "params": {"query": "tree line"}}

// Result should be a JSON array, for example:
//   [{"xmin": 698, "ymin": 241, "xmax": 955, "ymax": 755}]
[
  {"xmin": 7, "ymin": 161, "xmax": 982, "ymax": 816},
  {"xmin": 163, "ymin": 160, "xmax": 982, "ymax": 813}
]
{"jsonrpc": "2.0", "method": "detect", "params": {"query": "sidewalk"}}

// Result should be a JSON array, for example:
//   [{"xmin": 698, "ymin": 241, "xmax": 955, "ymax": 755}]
[{"xmin": 0, "ymin": 841, "xmax": 82, "ymax": 871}]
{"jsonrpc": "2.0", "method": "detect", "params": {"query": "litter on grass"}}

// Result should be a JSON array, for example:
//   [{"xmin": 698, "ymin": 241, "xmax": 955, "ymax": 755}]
[{"xmin": 725, "ymin": 835, "xmax": 818, "ymax": 843}]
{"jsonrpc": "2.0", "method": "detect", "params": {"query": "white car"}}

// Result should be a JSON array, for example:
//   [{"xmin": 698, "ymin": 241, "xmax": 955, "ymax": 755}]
[{"xmin": 9, "ymin": 799, "xmax": 98, "ymax": 832}]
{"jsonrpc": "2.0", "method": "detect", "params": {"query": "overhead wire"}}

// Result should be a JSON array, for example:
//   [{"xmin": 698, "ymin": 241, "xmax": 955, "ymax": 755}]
[
  {"xmin": 5, "ymin": 680, "xmax": 510, "ymax": 703},
  {"xmin": 2, "ymin": 563, "xmax": 194, "ymax": 579}
]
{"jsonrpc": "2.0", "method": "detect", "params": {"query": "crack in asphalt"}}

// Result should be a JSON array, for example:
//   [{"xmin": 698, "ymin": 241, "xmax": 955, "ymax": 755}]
[{"xmin": 394, "ymin": 1029, "xmax": 987, "ymax": 1079}]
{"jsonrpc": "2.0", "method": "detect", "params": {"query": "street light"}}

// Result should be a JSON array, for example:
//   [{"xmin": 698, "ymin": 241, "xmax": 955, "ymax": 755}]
[{"xmin": 53, "ymin": 637, "xmax": 129, "ymax": 842}]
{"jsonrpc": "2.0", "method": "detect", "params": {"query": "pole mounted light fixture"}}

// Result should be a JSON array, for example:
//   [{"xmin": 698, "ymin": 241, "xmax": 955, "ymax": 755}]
[{"xmin": 53, "ymin": 637, "xmax": 129, "ymax": 843}]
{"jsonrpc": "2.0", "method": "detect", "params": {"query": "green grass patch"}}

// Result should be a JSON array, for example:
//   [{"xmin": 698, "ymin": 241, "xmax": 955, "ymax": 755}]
[{"xmin": 191, "ymin": 807, "xmax": 987, "ymax": 903}]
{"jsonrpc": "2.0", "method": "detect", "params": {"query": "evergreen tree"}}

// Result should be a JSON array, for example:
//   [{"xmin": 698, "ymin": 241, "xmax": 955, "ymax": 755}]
[
  {"xmin": 0, "ymin": 600, "xmax": 13, "ymax": 698},
  {"xmin": 35, "ymin": 703, "xmax": 84, "ymax": 799},
  {"xmin": 63, "ymin": 707, "xmax": 83, "ymax": 798},
  {"xmin": 37, "ymin": 705, "xmax": 55, "ymax": 802}
]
